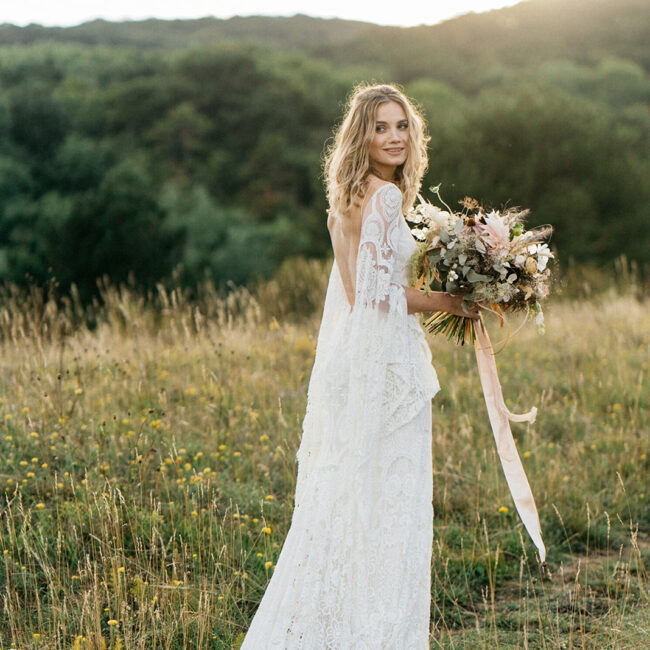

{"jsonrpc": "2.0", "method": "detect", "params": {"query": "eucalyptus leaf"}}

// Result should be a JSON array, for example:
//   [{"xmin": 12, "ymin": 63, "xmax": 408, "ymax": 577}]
[
  {"xmin": 458, "ymin": 253, "xmax": 467, "ymax": 265},
  {"xmin": 454, "ymin": 218, "xmax": 464, "ymax": 234},
  {"xmin": 445, "ymin": 280, "xmax": 459, "ymax": 293},
  {"xmin": 439, "ymin": 230, "xmax": 449, "ymax": 243},
  {"xmin": 467, "ymin": 268, "xmax": 490, "ymax": 282}
]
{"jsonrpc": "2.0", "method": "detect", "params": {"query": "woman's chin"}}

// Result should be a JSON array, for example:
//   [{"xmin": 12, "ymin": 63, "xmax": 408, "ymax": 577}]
[
  {"xmin": 386, "ymin": 155, "xmax": 407, "ymax": 167},
  {"xmin": 372, "ymin": 157, "xmax": 407, "ymax": 172}
]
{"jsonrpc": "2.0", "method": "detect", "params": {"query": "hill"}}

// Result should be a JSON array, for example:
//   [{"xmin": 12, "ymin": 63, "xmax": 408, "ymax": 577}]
[
  {"xmin": 1, "ymin": 0, "xmax": 649, "ymax": 89},
  {"xmin": 0, "ymin": 0, "xmax": 648, "ymax": 298}
]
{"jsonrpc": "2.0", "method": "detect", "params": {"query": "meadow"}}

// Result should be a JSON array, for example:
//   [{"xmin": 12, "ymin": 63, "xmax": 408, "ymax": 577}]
[{"xmin": 0, "ymin": 256, "xmax": 648, "ymax": 649}]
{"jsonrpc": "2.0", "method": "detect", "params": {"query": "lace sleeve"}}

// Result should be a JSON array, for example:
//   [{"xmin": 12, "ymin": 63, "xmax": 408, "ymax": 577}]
[{"xmin": 355, "ymin": 183, "xmax": 407, "ymax": 315}]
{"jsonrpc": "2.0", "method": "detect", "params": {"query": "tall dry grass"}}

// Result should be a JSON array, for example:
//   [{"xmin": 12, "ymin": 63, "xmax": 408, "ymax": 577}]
[{"xmin": 0, "ymin": 255, "xmax": 647, "ymax": 648}]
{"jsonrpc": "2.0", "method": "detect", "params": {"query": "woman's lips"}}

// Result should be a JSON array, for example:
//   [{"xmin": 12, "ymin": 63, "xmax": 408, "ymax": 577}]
[{"xmin": 384, "ymin": 148, "xmax": 404, "ymax": 154}]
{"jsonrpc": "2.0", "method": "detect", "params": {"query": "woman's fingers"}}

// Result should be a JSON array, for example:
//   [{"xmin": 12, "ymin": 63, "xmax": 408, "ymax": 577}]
[
  {"xmin": 458, "ymin": 304, "xmax": 479, "ymax": 319},
  {"xmin": 447, "ymin": 293, "xmax": 481, "ymax": 319},
  {"xmin": 466, "ymin": 301, "xmax": 480, "ymax": 319}
]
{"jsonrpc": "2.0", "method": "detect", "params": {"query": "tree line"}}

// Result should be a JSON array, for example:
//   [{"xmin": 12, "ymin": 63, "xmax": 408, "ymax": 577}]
[{"xmin": 0, "ymin": 3, "xmax": 648, "ymax": 302}]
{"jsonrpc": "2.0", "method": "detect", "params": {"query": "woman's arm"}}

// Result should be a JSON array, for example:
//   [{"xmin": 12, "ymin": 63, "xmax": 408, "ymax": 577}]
[
  {"xmin": 404, "ymin": 286, "xmax": 480, "ymax": 319},
  {"xmin": 352, "ymin": 182, "xmax": 480, "ymax": 320}
]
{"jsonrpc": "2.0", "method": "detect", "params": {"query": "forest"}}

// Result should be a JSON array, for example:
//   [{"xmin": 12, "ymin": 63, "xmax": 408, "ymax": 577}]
[{"xmin": 0, "ymin": 0, "xmax": 648, "ymax": 302}]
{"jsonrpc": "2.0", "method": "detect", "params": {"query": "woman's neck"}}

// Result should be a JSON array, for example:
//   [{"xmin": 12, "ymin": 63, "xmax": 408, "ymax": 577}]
[{"xmin": 368, "ymin": 167, "xmax": 397, "ymax": 183}]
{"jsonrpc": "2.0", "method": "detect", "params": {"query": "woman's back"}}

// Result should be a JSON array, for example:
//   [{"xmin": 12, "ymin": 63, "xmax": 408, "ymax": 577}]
[{"xmin": 326, "ymin": 178, "xmax": 385, "ymax": 308}]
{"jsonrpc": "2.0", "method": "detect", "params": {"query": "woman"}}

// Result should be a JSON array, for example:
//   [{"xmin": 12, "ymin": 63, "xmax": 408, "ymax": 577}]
[{"xmin": 241, "ymin": 83, "xmax": 480, "ymax": 648}]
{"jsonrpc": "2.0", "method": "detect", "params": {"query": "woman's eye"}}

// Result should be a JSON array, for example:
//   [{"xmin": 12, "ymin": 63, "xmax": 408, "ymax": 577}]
[{"xmin": 375, "ymin": 123, "xmax": 407, "ymax": 132}]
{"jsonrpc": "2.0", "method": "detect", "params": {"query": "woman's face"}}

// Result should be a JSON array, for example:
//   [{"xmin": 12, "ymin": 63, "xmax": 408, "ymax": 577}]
[{"xmin": 368, "ymin": 100, "xmax": 409, "ymax": 180}]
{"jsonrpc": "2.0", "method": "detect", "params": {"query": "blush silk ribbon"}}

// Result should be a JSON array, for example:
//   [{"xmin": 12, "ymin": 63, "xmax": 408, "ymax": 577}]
[{"xmin": 473, "ymin": 314, "xmax": 546, "ymax": 564}]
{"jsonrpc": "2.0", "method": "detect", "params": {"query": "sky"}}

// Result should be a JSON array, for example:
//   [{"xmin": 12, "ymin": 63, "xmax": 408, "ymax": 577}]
[{"xmin": 0, "ymin": 1, "xmax": 526, "ymax": 28}]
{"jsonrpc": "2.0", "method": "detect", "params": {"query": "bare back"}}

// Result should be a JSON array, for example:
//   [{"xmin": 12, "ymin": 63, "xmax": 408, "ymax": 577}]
[{"xmin": 326, "ymin": 177, "xmax": 386, "ymax": 308}]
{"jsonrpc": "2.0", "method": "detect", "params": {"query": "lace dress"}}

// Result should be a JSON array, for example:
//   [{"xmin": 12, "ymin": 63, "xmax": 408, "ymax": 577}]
[{"xmin": 241, "ymin": 183, "xmax": 441, "ymax": 649}]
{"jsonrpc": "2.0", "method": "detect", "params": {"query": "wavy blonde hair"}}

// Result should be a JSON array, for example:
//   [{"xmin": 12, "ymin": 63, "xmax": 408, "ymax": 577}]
[{"xmin": 323, "ymin": 83, "xmax": 429, "ymax": 217}]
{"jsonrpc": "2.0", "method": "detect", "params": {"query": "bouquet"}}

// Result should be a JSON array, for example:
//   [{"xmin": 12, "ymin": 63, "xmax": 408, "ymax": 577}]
[
  {"xmin": 407, "ymin": 184, "xmax": 555, "ymax": 345},
  {"xmin": 405, "ymin": 184, "xmax": 554, "ymax": 564}
]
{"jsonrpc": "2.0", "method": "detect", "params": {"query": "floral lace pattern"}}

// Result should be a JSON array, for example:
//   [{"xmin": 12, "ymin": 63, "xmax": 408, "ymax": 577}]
[{"xmin": 241, "ymin": 183, "xmax": 440, "ymax": 649}]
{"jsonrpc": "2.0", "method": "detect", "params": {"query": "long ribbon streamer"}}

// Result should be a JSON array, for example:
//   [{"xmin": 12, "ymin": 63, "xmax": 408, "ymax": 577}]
[{"xmin": 473, "ymin": 314, "xmax": 546, "ymax": 563}]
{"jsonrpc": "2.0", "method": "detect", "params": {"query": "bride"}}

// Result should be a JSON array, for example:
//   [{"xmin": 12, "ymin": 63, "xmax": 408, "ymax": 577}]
[{"xmin": 241, "ymin": 83, "xmax": 480, "ymax": 649}]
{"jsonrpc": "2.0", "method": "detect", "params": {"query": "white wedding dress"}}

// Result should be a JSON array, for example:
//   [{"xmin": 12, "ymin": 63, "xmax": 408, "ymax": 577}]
[{"xmin": 241, "ymin": 183, "xmax": 441, "ymax": 649}]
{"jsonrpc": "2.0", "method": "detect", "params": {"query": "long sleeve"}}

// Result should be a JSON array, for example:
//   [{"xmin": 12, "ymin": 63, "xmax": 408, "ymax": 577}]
[{"xmin": 355, "ymin": 183, "xmax": 407, "ymax": 316}]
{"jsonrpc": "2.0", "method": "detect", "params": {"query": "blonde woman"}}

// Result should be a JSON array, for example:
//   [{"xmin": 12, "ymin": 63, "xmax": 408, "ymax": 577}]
[{"xmin": 241, "ymin": 83, "xmax": 480, "ymax": 648}]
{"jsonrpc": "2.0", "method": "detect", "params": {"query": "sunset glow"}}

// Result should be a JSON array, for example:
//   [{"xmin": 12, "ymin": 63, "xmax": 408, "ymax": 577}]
[{"xmin": 1, "ymin": 0, "xmax": 525, "ymax": 28}]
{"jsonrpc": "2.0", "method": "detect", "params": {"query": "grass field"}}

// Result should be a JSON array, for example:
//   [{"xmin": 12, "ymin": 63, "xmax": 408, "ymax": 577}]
[{"xmin": 0, "ymin": 258, "xmax": 648, "ymax": 648}]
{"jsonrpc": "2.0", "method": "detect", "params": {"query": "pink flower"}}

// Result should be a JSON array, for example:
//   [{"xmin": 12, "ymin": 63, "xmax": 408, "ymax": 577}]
[{"xmin": 477, "ymin": 211, "xmax": 510, "ymax": 253}]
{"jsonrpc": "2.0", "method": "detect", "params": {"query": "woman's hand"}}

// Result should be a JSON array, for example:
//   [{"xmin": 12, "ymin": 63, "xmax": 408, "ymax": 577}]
[
  {"xmin": 442, "ymin": 292, "xmax": 480, "ymax": 319},
  {"xmin": 405, "ymin": 286, "xmax": 481, "ymax": 318}
]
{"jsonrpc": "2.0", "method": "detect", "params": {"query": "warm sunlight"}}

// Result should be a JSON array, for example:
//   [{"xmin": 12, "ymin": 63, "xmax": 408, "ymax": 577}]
[{"xmin": 2, "ymin": 0, "xmax": 525, "ymax": 27}]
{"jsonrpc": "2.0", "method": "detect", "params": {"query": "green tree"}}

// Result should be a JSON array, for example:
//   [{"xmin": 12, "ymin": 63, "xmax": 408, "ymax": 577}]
[{"xmin": 8, "ymin": 82, "xmax": 68, "ymax": 160}]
